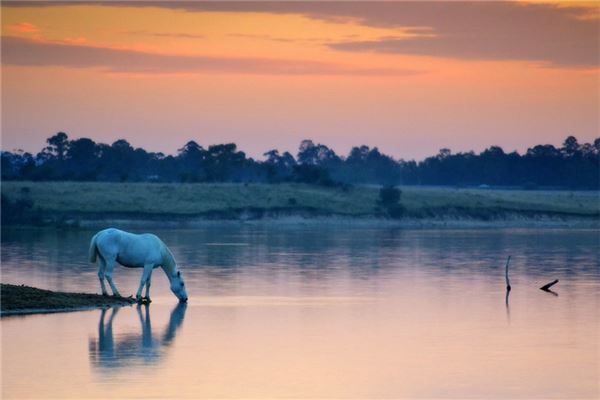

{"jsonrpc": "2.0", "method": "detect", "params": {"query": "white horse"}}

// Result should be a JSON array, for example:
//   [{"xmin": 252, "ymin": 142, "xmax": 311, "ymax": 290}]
[{"xmin": 89, "ymin": 228, "xmax": 188, "ymax": 303}]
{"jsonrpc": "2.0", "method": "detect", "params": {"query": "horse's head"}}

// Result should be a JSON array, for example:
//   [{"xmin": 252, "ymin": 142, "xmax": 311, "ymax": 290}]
[{"xmin": 170, "ymin": 270, "xmax": 188, "ymax": 303}]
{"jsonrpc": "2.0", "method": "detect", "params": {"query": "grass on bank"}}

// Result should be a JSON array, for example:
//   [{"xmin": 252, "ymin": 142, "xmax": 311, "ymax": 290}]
[
  {"xmin": 1, "ymin": 181, "xmax": 599, "ymax": 218},
  {"xmin": 0, "ymin": 284, "xmax": 135, "ymax": 314}
]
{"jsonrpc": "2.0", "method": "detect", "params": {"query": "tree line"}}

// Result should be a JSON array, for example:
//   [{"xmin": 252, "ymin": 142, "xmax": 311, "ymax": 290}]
[{"xmin": 2, "ymin": 132, "xmax": 598, "ymax": 189}]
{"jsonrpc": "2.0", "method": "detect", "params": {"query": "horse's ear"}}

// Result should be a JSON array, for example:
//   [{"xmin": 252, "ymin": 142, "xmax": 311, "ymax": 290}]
[{"xmin": 177, "ymin": 271, "xmax": 181, "ymax": 277}]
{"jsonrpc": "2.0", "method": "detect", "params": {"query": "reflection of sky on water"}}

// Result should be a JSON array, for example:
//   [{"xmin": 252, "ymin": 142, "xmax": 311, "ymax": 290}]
[{"xmin": 1, "ymin": 227, "xmax": 598, "ymax": 398}]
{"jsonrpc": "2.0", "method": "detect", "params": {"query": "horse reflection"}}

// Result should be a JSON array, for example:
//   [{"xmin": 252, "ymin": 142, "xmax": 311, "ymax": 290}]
[{"xmin": 89, "ymin": 303, "xmax": 187, "ymax": 370}]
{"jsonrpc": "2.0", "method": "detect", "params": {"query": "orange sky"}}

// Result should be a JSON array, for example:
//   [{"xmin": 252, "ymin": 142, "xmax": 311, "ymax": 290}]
[{"xmin": 1, "ymin": 1, "xmax": 598, "ymax": 160}]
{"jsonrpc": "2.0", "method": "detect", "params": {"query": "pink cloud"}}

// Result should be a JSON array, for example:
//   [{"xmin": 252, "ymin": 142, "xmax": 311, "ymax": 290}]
[
  {"xmin": 8, "ymin": 22, "xmax": 40, "ymax": 34},
  {"xmin": 1, "ymin": 36, "xmax": 421, "ymax": 77},
  {"xmin": 62, "ymin": 37, "xmax": 88, "ymax": 45}
]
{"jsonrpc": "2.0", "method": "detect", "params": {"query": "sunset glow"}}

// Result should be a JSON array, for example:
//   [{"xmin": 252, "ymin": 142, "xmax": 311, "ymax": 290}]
[{"xmin": 2, "ymin": 1, "xmax": 598, "ymax": 159}]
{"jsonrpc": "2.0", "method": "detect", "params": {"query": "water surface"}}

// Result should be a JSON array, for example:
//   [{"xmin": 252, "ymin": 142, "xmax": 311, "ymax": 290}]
[{"xmin": 2, "ymin": 226, "xmax": 598, "ymax": 398}]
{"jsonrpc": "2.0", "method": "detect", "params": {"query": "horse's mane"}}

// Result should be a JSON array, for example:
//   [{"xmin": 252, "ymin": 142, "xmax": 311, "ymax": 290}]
[{"xmin": 159, "ymin": 242, "xmax": 177, "ymax": 278}]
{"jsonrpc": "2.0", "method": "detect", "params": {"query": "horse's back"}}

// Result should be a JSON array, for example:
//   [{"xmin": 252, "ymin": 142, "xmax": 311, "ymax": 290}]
[
  {"xmin": 95, "ymin": 228, "xmax": 165, "ymax": 267},
  {"xmin": 95, "ymin": 228, "xmax": 124, "ymax": 253},
  {"xmin": 97, "ymin": 228, "xmax": 160, "ymax": 244}
]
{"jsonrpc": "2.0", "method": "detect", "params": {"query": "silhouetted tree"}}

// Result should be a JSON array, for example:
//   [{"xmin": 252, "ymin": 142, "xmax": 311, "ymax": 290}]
[
  {"xmin": 177, "ymin": 141, "xmax": 205, "ymax": 182},
  {"xmin": 297, "ymin": 140, "xmax": 340, "ymax": 167},
  {"xmin": 263, "ymin": 149, "xmax": 296, "ymax": 182},
  {"xmin": 2, "ymin": 133, "xmax": 598, "ymax": 189},
  {"xmin": 66, "ymin": 138, "xmax": 98, "ymax": 180},
  {"xmin": 45, "ymin": 132, "xmax": 69, "ymax": 161}
]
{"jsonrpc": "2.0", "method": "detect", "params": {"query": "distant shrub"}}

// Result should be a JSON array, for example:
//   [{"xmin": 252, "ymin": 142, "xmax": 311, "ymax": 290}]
[
  {"xmin": 378, "ymin": 186, "xmax": 402, "ymax": 207},
  {"xmin": 378, "ymin": 186, "xmax": 404, "ymax": 219}
]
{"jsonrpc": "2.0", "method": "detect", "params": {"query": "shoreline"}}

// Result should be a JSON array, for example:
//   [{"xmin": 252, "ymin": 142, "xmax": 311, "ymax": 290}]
[
  {"xmin": 84, "ymin": 216, "xmax": 599, "ymax": 229},
  {"xmin": 3, "ymin": 212, "xmax": 598, "ymax": 229},
  {"xmin": 0, "ymin": 284, "xmax": 136, "ymax": 317}
]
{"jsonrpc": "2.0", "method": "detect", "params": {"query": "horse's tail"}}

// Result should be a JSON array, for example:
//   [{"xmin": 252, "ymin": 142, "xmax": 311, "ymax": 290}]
[{"xmin": 89, "ymin": 233, "xmax": 99, "ymax": 263}]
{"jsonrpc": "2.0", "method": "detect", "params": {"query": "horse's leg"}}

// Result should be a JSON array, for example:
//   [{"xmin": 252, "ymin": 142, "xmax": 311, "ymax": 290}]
[
  {"xmin": 97, "ymin": 257, "xmax": 108, "ymax": 296},
  {"xmin": 136, "ymin": 264, "xmax": 153, "ymax": 302},
  {"xmin": 144, "ymin": 268, "xmax": 153, "ymax": 300},
  {"xmin": 105, "ymin": 258, "xmax": 121, "ymax": 297}
]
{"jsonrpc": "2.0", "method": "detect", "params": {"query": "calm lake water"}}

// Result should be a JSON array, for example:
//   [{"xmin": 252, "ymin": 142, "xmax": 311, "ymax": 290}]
[{"xmin": 1, "ymin": 226, "xmax": 599, "ymax": 399}]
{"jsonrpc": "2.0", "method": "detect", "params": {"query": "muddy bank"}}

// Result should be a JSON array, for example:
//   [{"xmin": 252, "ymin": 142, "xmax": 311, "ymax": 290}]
[{"xmin": 0, "ymin": 284, "xmax": 135, "ymax": 316}]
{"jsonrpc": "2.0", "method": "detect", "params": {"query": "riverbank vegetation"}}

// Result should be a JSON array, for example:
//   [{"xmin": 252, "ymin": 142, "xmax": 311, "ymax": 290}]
[{"xmin": 2, "ymin": 181, "xmax": 598, "ymax": 225}]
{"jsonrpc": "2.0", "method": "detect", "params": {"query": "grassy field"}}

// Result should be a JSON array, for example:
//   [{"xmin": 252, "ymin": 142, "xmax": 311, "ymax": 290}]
[{"xmin": 2, "ymin": 181, "xmax": 599, "ymax": 220}]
